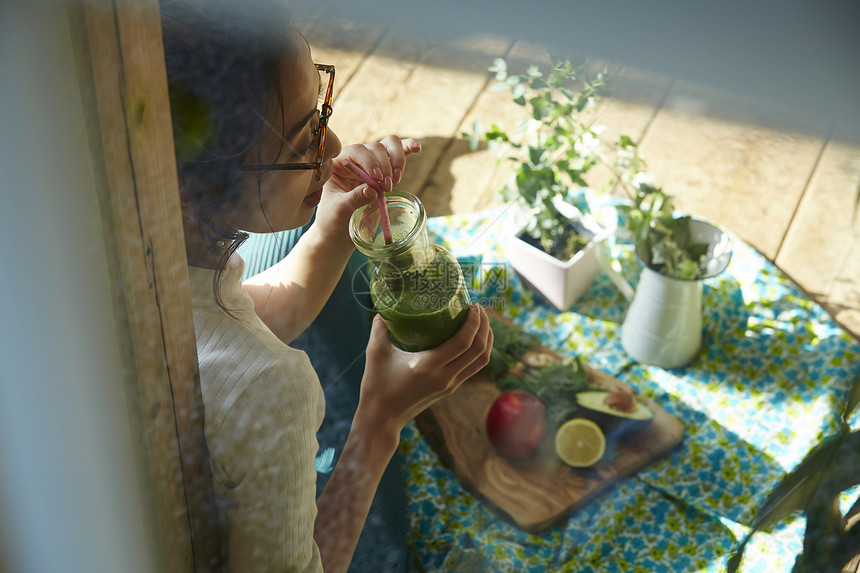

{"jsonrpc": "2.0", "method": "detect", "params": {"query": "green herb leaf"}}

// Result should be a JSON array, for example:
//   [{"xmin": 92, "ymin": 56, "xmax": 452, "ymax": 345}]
[
  {"xmin": 528, "ymin": 146, "xmax": 546, "ymax": 166},
  {"xmin": 489, "ymin": 58, "xmax": 507, "ymax": 81},
  {"xmin": 466, "ymin": 119, "xmax": 484, "ymax": 151},
  {"xmin": 530, "ymin": 77, "xmax": 549, "ymax": 90},
  {"xmin": 498, "ymin": 360, "xmax": 592, "ymax": 430},
  {"xmin": 482, "ymin": 316, "xmax": 542, "ymax": 380},
  {"xmin": 639, "ymin": 215, "xmax": 709, "ymax": 279}
]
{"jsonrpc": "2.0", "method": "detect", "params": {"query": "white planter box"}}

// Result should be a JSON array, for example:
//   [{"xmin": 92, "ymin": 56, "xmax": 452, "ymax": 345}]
[{"xmin": 507, "ymin": 227, "xmax": 610, "ymax": 310}]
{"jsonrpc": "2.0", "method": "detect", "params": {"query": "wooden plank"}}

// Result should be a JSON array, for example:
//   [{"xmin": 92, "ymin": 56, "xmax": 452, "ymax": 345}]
[
  {"xmin": 424, "ymin": 43, "xmax": 673, "ymax": 217},
  {"xmin": 593, "ymin": 65, "xmax": 673, "ymax": 148},
  {"xmin": 298, "ymin": 9, "xmax": 390, "ymax": 91},
  {"xmin": 417, "ymin": 38, "xmax": 539, "ymax": 217},
  {"xmin": 827, "ymin": 242, "xmax": 860, "ymax": 341},
  {"xmin": 588, "ymin": 64, "xmax": 674, "ymax": 197},
  {"xmin": 776, "ymin": 139, "xmax": 860, "ymax": 340},
  {"xmin": 73, "ymin": 1, "xmax": 220, "ymax": 570},
  {"xmin": 639, "ymin": 79, "xmax": 829, "ymax": 259},
  {"xmin": 323, "ymin": 22, "xmax": 512, "ymax": 200}
]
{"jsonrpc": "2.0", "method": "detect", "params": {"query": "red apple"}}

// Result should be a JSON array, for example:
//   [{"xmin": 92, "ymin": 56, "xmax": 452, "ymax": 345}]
[{"xmin": 486, "ymin": 390, "xmax": 547, "ymax": 458}]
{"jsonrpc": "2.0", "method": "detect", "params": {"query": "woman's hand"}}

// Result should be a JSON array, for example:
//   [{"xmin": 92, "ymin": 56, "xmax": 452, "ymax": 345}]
[
  {"xmin": 315, "ymin": 135, "xmax": 422, "ymax": 251},
  {"xmin": 356, "ymin": 304, "xmax": 494, "ymax": 438}
]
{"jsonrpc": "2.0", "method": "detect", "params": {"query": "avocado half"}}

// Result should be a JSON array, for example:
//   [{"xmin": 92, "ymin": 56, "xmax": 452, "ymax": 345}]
[{"xmin": 575, "ymin": 391, "xmax": 654, "ymax": 438}]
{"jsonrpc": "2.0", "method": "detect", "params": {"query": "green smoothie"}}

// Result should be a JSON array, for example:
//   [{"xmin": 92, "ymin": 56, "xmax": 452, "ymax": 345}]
[{"xmin": 370, "ymin": 258, "xmax": 470, "ymax": 352}]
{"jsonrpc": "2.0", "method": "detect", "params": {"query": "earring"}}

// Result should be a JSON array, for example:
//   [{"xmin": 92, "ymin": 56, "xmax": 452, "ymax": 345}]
[{"xmin": 214, "ymin": 238, "xmax": 232, "ymax": 250}]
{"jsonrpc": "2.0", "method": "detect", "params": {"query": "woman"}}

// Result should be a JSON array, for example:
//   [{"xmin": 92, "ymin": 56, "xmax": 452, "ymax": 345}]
[{"xmin": 161, "ymin": 1, "xmax": 493, "ymax": 572}]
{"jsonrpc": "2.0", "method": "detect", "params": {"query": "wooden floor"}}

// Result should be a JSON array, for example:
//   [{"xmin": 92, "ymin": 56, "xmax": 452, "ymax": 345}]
[{"xmin": 296, "ymin": 9, "xmax": 860, "ymax": 341}]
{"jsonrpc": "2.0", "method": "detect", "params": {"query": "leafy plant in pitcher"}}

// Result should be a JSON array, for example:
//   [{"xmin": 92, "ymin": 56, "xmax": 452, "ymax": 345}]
[{"xmin": 609, "ymin": 136, "xmax": 712, "ymax": 280}]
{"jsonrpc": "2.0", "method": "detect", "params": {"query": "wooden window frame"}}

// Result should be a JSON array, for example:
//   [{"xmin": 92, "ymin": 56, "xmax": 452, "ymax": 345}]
[{"xmin": 70, "ymin": 0, "xmax": 219, "ymax": 570}]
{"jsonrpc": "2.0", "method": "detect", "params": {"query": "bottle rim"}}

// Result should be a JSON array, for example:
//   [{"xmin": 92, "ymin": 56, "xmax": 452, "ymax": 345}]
[{"xmin": 348, "ymin": 190, "xmax": 427, "ymax": 257}]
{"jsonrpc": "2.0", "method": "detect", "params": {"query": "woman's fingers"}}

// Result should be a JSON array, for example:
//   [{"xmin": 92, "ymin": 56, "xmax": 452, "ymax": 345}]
[
  {"xmin": 442, "ymin": 306, "xmax": 492, "ymax": 383},
  {"xmin": 366, "ymin": 313, "xmax": 392, "ymax": 354},
  {"xmin": 402, "ymin": 137, "xmax": 422, "ymax": 155},
  {"xmin": 337, "ymin": 145, "xmax": 387, "ymax": 189},
  {"xmin": 365, "ymin": 135, "xmax": 419, "ymax": 188},
  {"xmin": 380, "ymin": 135, "xmax": 421, "ymax": 184},
  {"xmin": 453, "ymin": 326, "xmax": 494, "ymax": 384},
  {"xmin": 427, "ymin": 304, "xmax": 483, "ymax": 364},
  {"xmin": 333, "ymin": 136, "xmax": 421, "ymax": 191},
  {"xmin": 345, "ymin": 141, "xmax": 394, "ymax": 190}
]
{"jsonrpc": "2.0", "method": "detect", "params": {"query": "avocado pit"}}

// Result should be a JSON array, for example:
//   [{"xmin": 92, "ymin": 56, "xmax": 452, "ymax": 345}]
[{"xmin": 604, "ymin": 391, "xmax": 634, "ymax": 413}]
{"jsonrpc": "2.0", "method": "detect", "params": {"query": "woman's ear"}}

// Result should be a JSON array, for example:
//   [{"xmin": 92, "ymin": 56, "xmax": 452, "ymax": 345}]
[{"xmin": 178, "ymin": 192, "xmax": 195, "ymax": 221}]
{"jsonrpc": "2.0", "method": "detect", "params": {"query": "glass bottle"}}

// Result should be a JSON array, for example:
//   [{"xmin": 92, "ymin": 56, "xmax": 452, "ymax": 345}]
[{"xmin": 349, "ymin": 191, "xmax": 471, "ymax": 351}]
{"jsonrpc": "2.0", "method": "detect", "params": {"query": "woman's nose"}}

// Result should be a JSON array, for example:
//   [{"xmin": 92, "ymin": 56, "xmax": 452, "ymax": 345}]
[{"xmin": 325, "ymin": 127, "xmax": 342, "ymax": 161}]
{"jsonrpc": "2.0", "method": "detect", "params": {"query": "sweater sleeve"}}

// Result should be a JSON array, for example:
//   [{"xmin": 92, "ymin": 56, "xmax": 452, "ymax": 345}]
[{"xmin": 208, "ymin": 353, "xmax": 324, "ymax": 573}]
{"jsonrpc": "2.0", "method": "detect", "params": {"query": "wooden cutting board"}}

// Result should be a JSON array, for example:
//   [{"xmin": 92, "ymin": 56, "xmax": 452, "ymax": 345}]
[{"xmin": 414, "ymin": 308, "xmax": 685, "ymax": 533}]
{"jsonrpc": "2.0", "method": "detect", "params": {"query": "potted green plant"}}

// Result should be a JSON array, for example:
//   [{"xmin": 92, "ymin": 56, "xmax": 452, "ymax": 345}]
[
  {"xmin": 728, "ymin": 371, "xmax": 860, "ymax": 573},
  {"xmin": 468, "ymin": 55, "xmax": 645, "ymax": 309},
  {"xmin": 612, "ymin": 167, "xmax": 726, "ymax": 282}
]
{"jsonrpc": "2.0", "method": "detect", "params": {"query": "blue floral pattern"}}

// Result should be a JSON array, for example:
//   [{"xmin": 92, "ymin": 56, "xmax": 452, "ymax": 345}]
[{"xmin": 399, "ymin": 192, "xmax": 860, "ymax": 572}]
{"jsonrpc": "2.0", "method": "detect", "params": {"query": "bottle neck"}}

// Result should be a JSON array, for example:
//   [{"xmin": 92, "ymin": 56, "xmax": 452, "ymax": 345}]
[{"xmin": 349, "ymin": 191, "xmax": 432, "ymax": 271}]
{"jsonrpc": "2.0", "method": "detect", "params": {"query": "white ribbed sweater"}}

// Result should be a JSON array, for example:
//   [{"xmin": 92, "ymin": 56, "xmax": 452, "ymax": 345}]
[{"xmin": 188, "ymin": 257, "xmax": 325, "ymax": 572}]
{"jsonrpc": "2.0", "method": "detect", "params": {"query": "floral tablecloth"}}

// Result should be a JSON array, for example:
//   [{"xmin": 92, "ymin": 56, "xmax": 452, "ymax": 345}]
[{"xmin": 399, "ymin": 194, "xmax": 860, "ymax": 572}]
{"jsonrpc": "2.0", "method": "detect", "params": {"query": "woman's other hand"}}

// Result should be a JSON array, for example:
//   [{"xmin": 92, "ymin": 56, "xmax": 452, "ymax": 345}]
[
  {"xmin": 356, "ymin": 304, "xmax": 494, "ymax": 440},
  {"xmin": 315, "ymin": 135, "xmax": 422, "ymax": 251}
]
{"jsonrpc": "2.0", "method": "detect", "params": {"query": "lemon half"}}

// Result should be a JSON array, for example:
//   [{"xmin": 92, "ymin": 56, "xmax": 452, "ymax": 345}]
[{"xmin": 554, "ymin": 418, "xmax": 606, "ymax": 467}]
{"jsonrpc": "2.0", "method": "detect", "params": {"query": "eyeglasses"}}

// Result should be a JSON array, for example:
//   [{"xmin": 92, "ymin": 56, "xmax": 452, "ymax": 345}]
[{"xmin": 242, "ymin": 63, "xmax": 335, "ymax": 181}]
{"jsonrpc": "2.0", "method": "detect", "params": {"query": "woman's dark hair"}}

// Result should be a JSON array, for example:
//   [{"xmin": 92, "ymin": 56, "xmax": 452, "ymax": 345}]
[{"xmin": 160, "ymin": 0, "xmax": 291, "ymax": 307}]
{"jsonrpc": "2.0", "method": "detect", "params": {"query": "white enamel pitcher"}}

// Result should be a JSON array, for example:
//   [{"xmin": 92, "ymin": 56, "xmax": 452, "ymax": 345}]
[{"xmin": 597, "ymin": 218, "xmax": 733, "ymax": 369}]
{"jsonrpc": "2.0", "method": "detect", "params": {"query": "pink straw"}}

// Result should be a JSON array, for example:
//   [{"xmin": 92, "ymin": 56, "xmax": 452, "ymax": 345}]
[{"xmin": 347, "ymin": 160, "xmax": 392, "ymax": 244}]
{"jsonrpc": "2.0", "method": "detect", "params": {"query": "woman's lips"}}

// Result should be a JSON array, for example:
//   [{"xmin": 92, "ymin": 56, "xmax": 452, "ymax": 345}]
[
  {"xmin": 303, "ymin": 165, "xmax": 330, "ymax": 207},
  {"xmin": 303, "ymin": 189, "xmax": 323, "ymax": 207}
]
